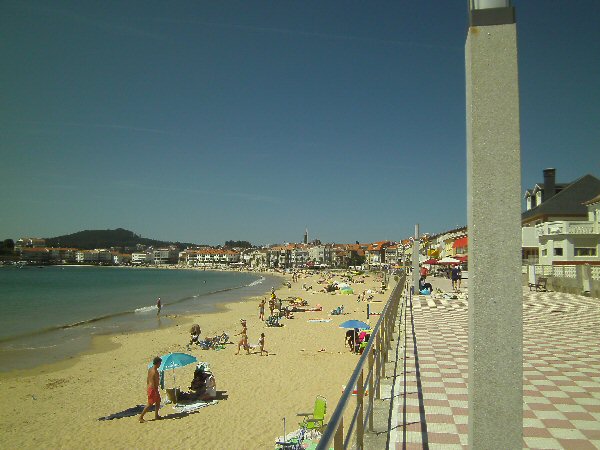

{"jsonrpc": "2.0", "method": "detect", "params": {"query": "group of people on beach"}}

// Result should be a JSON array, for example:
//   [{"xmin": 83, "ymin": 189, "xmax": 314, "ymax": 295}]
[
  {"xmin": 139, "ymin": 269, "xmax": 377, "ymax": 424},
  {"xmin": 234, "ymin": 319, "xmax": 268, "ymax": 356}
]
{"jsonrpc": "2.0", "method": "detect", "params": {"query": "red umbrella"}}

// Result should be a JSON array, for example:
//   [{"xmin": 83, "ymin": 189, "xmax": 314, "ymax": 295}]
[{"xmin": 423, "ymin": 258, "xmax": 438, "ymax": 265}]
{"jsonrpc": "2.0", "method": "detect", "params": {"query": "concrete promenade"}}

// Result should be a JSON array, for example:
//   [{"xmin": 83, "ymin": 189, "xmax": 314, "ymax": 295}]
[{"xmin": 365, "ymin": 276, "xmax": 600, "ymax": 449}]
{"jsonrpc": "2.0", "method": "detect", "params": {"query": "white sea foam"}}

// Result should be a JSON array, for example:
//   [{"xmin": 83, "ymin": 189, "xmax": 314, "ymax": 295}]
[
  {"xmin": 246, "ymin": 276, "xmax": 265, "ymax": 287},
  {"xmin": 134, "ymin": 305, "xmax": 157, "ymax": 313}
]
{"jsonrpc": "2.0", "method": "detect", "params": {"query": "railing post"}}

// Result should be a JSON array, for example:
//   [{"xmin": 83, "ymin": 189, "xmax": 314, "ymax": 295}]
[
  {"xmin": 381, "ymin": 324, "xmax": 387, "ymax": 378},
  {"xmin": 368, "ymin": 350, "xmax": 374, "ymax": 431},
  {"xmin": 375, "ymin": 334, "xmax": 381, "ymax": 399},
  {"xmin": 334, "ymin": 417, "xmax": 344, "ymax": 450},
  {"xmin": 357, "ymin": 370, "xmax": 364, "ymax": 449}
]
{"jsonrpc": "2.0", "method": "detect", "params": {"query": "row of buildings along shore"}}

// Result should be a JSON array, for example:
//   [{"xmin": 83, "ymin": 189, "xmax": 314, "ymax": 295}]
[{"xmin": 6, "ymin": 169, "xmax": 600, "ymax": 272}]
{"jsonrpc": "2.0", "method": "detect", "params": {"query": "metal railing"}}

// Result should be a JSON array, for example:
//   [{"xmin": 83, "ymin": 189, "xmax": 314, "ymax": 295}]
[{"xmin": 316, "ymin": 274, "xmax": 407, "ymax": 450}]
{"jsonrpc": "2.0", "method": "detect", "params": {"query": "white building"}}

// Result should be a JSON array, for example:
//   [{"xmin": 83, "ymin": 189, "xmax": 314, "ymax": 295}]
[
  {"xmin": 522, "ymin": 169, "xmax": 600, "ymax": 265},
  {"xmin": 152, "ymin": 248, "xmax": 178, "ymax": 265},
  {"xmin": 132, "ymin": 252, "xmax": 151, "ymax": 265},
  {"xmin": 536, "ymin": 194, "xmax": 600, "ymax": 265}
]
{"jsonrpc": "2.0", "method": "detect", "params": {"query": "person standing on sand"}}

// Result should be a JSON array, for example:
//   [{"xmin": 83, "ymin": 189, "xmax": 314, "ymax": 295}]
[
  {"xmin": 139, "ymin": 356, "xmax": 162, "ymax": 423},
  {"xmin": 258, "ymin": 298, "xmax": 266, "ymax": 321},
  {"xmin": 235, "ymin": 319, "xmax": 250, "ymax": 355},
  {"xmin": 156, "ymin": 298, "xmax": 162, "ymax": 316},
  {"xmin": 268, "ymin": 297, "xmax": 275, "ymax": 317}
]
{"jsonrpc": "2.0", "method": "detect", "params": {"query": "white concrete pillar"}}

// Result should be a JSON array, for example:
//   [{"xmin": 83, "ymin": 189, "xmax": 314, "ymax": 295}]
[{"xmin": 466, "ymin": 6, "xmax": 523, "ymax": 449}]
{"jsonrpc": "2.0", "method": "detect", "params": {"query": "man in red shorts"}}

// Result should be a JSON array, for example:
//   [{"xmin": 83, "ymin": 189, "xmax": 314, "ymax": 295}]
[{"xmin": 139, "ymin": 356, "xmax": 162, "ymax": 423}]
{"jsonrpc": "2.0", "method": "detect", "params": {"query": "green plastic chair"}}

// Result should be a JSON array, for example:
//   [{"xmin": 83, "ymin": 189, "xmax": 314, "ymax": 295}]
[{"xmin": 298, "ymin": 396, "xmax": 327, "ymax": 431}]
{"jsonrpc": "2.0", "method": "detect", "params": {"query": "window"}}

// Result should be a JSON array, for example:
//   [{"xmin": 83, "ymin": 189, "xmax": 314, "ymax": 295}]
[
  {"xmin": 574, "ymin": 247, "xmax": 597, "ymax": 257},
  {"xmin": 541, "ymin": 249, "xmax": 547, "ymax": 256},
  {"xmin": 553, "ymin": 248, "xmax": 563, "ymax": 256}
]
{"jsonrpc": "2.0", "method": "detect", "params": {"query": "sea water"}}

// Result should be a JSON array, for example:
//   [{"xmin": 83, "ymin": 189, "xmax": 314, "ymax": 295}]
[{"xmin": 0, "ymin": 266, "xmax": 278, "ymax": 371}]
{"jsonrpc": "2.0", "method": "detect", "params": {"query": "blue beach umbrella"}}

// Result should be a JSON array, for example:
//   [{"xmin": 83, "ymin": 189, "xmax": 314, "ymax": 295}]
[
  {"xmin": 148, "ymin": 352, "xmax": 197, "ymax": 371},
  {"xmin": 148, "ymin": 352, "xmax": 197, "ymax": 388},
  {"xmin": 339, "ymin": 320, "xmax": 370, "ymax": 330}
]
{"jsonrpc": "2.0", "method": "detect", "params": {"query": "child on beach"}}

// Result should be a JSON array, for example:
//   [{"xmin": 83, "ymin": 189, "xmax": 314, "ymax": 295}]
[
  {"xmin": 234, "ymin": 319, "xmax": 250, "ymax": 355},
  {"xmin": 258, "ymin": 333, "xmax": 268, "ymax": 356}
]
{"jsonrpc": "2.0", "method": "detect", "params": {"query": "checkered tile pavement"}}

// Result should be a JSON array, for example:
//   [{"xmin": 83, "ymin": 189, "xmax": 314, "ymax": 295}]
[{"xmin": 387, "ymin": 289, "xmax": 600, "ymax": 449}]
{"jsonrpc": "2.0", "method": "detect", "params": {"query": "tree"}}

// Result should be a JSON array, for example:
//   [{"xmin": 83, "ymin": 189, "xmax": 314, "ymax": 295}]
[
  {"xmin": 224, "ymin": 240, "xmax": 253, "ymax": 249},
  {"xmin": 0, "ymin": 239, "xmax": 15, "ymax": 254},
  {"xmin": 348, "ymin": 252, "xmax": 365, "ymax": 267}
]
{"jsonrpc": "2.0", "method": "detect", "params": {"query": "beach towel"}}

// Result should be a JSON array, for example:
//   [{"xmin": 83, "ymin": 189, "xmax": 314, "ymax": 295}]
[
  {"xmin": 172, "ymin": 399, "xmax": 218, "ymax": 413},
  {"xmin": 307, "ymin": 318, "xmax": 332, "ymax": 323}
]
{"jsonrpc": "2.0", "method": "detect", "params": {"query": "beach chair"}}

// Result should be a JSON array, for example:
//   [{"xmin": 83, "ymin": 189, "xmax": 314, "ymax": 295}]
[
  {"xmin": 165, "ymin": 388, "xmax": 180, "ymax": 404},
  {"xmin": 298, "ymin": 396, "xmax": 327, "ymax": 431}
]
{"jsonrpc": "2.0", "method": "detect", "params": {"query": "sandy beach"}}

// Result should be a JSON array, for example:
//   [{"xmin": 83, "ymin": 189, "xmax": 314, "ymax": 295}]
[{"xmin": 0, "ymin": 269, "xmax": 390, "ymax": 449}]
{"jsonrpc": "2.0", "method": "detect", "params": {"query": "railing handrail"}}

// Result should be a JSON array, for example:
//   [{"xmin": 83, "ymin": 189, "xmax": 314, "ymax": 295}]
[{"xmin": 316, "ymin": 274, "xmax": 406, "ymax": 449}]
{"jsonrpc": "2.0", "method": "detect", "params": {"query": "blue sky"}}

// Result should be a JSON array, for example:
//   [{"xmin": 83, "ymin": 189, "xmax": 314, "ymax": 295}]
[{"xmin": 1, "ymin": 1, "xmax": 599, "ymax": 246}]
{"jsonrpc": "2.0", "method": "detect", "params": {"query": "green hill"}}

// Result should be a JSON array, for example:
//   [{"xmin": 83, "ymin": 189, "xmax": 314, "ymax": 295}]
[{"xmin": 44, "ymin": 228, "xmax": 194, "ymax": 250}]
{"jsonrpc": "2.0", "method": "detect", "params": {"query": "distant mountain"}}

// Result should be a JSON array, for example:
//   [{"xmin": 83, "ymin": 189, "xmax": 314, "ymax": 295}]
[{"xmin": 44, "ymin": 228, "xmax": 195, "ymax": 250}]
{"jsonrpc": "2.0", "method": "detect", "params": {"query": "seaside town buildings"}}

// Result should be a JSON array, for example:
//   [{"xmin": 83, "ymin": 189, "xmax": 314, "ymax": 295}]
[
  {"xmin": 521, "ymin": 168, "xmax": 600, "ymax": 265},
  {"xmin": 6, "ymin": 168, "xmax": 597, "ymax": 274}
]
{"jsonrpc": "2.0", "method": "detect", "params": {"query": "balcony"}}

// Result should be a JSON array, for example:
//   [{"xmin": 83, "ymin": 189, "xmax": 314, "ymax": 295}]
[{"xmin": 535, "ymin": 221, "xmax": 598, "ymax": 237}]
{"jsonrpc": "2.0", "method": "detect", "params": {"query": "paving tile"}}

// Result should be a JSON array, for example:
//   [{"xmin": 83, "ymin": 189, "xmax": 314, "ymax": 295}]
[
  {"xmin": 385, "ymin": 289, "xmax": 600, "ymax": 449},
  {"xmin": 523, "ymin": 436, "xmax": 563, "ymax": 449},
  {"xmin": 556, "ymin": 438, "xmax": 598, "ymax": 450}
]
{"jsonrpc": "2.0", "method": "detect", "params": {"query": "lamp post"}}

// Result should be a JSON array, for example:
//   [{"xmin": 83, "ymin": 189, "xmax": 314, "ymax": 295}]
[
  {"xmin": 466, "ymin": 1, "xmax": 522, "ymax": 449},
  {"xmin": 412, "ymin": 224, "xmax": 420, "ymax": 292}
]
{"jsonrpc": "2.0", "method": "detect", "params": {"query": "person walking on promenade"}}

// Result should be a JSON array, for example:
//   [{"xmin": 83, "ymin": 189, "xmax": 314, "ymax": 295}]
[
  {"xmin": 235, "ymin": 319, "xmax": 250, "ymax": 355},
  {"xmin": 139, "ymin": 356, "xmax": 162, "ymax": 423},
  {"xmin": 456, "ymin": 265, "xmax": 463, "ymax": 290},
  {"xmin": 451, "ymin": 265, "xmax": 460, "ymax": 291},
  {"xmin": 258, "ymin": 298, "xmax": 266, "ymax": 321}
]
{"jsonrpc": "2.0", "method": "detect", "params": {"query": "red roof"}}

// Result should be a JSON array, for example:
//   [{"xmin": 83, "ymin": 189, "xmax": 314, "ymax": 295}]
[{"xmin": 453, "ymin": 237, "xmax": 468, "ymax": 249}]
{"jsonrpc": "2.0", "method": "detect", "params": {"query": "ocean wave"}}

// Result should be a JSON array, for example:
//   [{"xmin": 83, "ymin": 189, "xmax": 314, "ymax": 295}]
[
  {"xmin": 2, "ymin": 343, "xmax": 59, "ymax": 351},
  {"xmin": 134, "ymin": 305, "xmax": 158, "ymax": 313},
  {"xmin": 246, "ymin": 276, "xmax": 265, "ymax": 287}
]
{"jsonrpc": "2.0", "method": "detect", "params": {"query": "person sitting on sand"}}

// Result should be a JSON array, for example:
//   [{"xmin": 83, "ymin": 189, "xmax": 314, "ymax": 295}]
[
  {"xmin": 188, "ymin": 324, "xmax": 201, "ymax": 348},
  {"xmin": 139, "ymin": 356, "xmax": 162, "ymax": 423},
  {"xmin": 188, "ymin": 364, "xmax": 217, "ymax": 400},
  {"xmin": 234, "ymin": 319, "xmax": 250, "ymax": 355}
]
